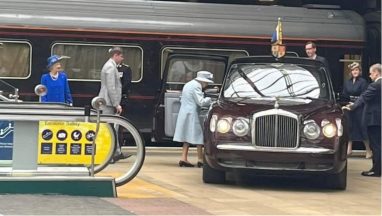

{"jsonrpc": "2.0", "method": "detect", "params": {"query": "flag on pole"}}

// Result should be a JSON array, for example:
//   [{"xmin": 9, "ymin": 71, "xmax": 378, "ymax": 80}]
[
  {"xmin": 271, "ymin": 17, "xmax": 285, "ymax": 58},
  {"xmin": 271, "ymin": 17, "xmax": 283, "ymax": 45}
]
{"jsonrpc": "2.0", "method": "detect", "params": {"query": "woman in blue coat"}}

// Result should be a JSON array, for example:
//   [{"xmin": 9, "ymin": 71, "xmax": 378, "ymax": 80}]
[
  {"xmin": 40, "ymin": 55, "xmax": 73, "ymax": 105},
  {"xmin": 173, "ymin": 71, "xmax": 213, "ymax": 167},
  {"xmin": 342, "ymin": 62, "xmax": 371, "ymax": 158}
]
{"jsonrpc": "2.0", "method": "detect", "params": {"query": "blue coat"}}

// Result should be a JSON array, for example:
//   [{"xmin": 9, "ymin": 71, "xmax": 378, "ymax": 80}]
[
  {"xmin": 173, "ymin": 80, "xmax": 212, "ymax": 145},
  {"xmin": 41, "ymin": 71, "xmax": 72, "ymax": 104},
  {"xmin": 342, "ymin": 77, "xmax": 368, "ymax": 141}
]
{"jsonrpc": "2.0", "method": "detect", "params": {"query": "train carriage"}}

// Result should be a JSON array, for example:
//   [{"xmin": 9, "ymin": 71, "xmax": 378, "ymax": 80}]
[{"xmin": 0, "ymin": 0, "xmax": 373, "ymax": 142}]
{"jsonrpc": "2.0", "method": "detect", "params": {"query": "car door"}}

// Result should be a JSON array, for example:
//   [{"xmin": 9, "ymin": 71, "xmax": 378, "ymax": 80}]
[{"xmin": 153, "ymin": 53, "xmax": 228, "ymax": 142}]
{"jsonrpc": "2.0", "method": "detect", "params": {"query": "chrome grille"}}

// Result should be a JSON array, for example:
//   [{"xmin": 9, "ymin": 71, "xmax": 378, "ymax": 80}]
[{"xmin": 252, "ymin": 109, "xmax": 299, "ymax": 148}]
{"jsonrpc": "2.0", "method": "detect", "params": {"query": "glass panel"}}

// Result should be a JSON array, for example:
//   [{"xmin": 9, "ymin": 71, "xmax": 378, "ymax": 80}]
[
  {"xmin": 0, "ymin": 41, "xmax": 30, "ymax": 78},
  {"xmin": 167, "ymin": 58, "xmax": 226, "ymax": 84},
  {"xmin": 224, "ymin": 63, "xmax": 329, "ymax": 99},
  {"xmin": 52, "ymin": 44, "xmax": 142, "ymax": 81},
  {"xmin": 162, "ymin": 47, "xmax": 248, "ymax": 76}
]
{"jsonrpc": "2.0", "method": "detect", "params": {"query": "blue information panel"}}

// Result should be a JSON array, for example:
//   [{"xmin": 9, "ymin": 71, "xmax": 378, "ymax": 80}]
[{"xmin": 0, "ymin": 121, "xmax": 14, "ymax": 161}]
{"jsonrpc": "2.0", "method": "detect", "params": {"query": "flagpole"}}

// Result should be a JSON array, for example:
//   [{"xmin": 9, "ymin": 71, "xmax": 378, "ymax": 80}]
[{"xmin": 278, "ymin": 17, "xmax": 282, "ymax": 45}]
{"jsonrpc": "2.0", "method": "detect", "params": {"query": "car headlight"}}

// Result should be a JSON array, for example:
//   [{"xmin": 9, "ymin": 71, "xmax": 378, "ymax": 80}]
[
  {"xmin": 322, "ymin": 123, "xmax": 337, "ymax": 138},
  {"xmin": 216, "ymin": 118, "xmax": 231, "ymax": 134},
  {"xmin": 303, "ymin": 121, "xmax": 320, "ymax": 140},
  {"xmin": 232, "ymin": 118, "xmax": 249, "ymax": 137},
  {"xmin": 209, "ymin": 115, "xmax": 218, "ymax": 132}
]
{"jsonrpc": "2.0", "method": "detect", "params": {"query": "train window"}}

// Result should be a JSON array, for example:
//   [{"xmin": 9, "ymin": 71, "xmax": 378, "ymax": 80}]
[
  {"xmin": 167, "ymin": 58, "xmax": 226, "ymax": 84},
  {"xmin": 0, "ymin": 41, "xmax": 31, "ymax": 79},
  {"xmin": 161, "ymin": 47, "xmax": 249, "ymax": 82},
  {"xmin": 52, "ymin": 43, "xmax": 143, "ymax": 82}
]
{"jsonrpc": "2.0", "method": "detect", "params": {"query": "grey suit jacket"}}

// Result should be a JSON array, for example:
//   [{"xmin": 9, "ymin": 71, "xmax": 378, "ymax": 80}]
[{"xmin": 98, "ymin": 58, "xmax": 122, "ymax": 108}]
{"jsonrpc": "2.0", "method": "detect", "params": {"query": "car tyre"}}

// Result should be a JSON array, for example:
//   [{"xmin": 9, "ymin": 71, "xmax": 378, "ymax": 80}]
[
  {"xmin": 203, "ymin": 156, "xmax": 226, "ymax": 184},
  {"xmin": 326, "ymin": 163, "xmax": 347, "ymax": 190}
]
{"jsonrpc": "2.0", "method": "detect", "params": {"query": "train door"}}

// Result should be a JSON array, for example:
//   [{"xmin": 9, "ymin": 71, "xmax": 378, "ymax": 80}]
[{"xmin": 153, "ymin": 54, "xmax": 228, "ymax": 142}]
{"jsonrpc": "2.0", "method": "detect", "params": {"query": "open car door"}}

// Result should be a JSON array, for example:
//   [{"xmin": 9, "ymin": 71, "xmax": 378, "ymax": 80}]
[{"xmin": 153, "ymin": 53, "xmax": 228, "ymax": 142}]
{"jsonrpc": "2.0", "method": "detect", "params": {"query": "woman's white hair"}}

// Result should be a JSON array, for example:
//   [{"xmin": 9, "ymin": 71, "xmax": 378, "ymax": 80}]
[{"xmin": 370, "ymin": 63, "xmax": 381, "ymax": 74}]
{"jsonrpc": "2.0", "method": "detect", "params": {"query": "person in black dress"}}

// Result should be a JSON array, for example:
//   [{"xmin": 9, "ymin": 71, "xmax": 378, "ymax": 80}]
[{"xmin": 342, "ymin": 62, "xmax": 371, "ymax": 158}]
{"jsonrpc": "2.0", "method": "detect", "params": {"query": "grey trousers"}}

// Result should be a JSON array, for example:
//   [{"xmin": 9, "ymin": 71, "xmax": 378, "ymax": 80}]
[{"xmin": 101, "ymin": 105, "xmax": 121, "ymax": 155}]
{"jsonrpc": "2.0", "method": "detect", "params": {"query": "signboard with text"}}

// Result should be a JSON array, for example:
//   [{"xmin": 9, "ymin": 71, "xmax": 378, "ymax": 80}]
[
  {"xmin": 0, "ymin": 121, "xmax": 14, "ymax": 162},
  {"xmin": 38, "ymin": 121, "xmax": 113, "ymax": 165}
]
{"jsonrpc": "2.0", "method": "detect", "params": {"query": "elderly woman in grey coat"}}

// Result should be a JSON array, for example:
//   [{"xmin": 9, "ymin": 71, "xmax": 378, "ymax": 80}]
[{"xmin": 173, "ymin": 71, "xmax": 213, "ymax": 167}]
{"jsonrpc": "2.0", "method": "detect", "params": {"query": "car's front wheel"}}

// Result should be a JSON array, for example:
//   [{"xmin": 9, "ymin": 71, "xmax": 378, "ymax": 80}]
[{"xmin": 203, "ymin": 156, "xmax": 226, "ymax": 184}]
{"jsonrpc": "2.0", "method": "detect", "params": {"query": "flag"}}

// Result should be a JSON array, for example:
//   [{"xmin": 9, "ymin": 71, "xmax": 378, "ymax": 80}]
[{"xmin": 271, "ymin": 17, "xmax": 282, "ymax": 45}]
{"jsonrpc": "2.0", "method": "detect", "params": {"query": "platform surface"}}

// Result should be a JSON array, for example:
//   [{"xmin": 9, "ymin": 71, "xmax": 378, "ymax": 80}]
[{"xmin": 0, "ymin": 148, "xmax": 380, "ymax": 215}]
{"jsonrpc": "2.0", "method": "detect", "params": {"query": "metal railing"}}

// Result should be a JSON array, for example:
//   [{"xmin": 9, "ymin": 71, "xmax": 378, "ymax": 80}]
[{"xmin": 0, "ymin": 102, "xmax": 145, "ymax": 186}]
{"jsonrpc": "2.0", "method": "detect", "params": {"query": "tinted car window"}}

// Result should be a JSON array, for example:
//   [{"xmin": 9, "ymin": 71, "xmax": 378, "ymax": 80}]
[{"xmin": 223, "ymin": 63, "xmax": 329, "ymax": 99}]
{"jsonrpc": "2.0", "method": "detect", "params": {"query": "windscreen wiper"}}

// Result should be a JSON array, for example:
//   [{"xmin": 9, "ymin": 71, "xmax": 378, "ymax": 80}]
[{"xmin": 237, "ymin": 67, "xmax": 265, "ymax": 97}]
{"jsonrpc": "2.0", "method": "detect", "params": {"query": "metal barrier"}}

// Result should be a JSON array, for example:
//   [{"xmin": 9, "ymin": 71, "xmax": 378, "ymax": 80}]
[{"xmin": 0, "ymin": 101, "xmax": 145, "ymax": 187}]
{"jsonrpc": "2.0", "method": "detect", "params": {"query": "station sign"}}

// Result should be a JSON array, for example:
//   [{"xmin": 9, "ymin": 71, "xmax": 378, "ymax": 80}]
[
  {"xmin": 0, "ymin": 121, "xmax": 14, "ymax": 164},
  {"xmin": 38, "ymin": 121, "xmax": 113, "ymax": 165}
]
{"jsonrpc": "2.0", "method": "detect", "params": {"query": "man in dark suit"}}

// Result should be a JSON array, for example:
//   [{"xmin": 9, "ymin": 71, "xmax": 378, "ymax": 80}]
[
  {"xmin": 305, "ymin": 41, "xmax": 329, "ymax": 69},
  {"xmin": 117, "ymin": 63, "xmax": 132, "ymax": 114},
  {"xmin": 344, "ymin": 63, "xmax": 381, "ymax": 177},
  {"xmin": 117, "ymin": 63, "xmax": 132, "ymax": 156}
]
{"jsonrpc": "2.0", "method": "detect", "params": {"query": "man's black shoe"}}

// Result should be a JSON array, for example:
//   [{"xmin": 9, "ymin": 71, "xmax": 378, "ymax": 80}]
[
  {"xmin": 361, "ymin": 170, "xmax": 381, "ymax": 177},
  {"xmin": 109, "ymin": 158, "xmax": 116, "ymax": 164},
  {"xmin": 109, "ymin": 153, "xmax": 132, "ymax": 164},
  {"xmin": 113, "ymin": 153, "xmax": 132, "ymax": 161}
]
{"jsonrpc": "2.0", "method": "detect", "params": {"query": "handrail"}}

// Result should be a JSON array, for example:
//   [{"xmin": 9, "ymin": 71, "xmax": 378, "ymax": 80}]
[
  {"xmin": 0, "ymin": 95, "xmax": 12, "ymax": 102},
  {"xmin": 0, "ymin": 103, "xmax": 145, "ymax": 186},
  {"xmin": 0, "ymin": 79, "xmax": 19, "ymax": 101}
]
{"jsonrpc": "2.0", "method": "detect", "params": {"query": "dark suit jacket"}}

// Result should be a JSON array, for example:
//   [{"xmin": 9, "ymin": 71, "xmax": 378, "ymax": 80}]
[
  {"xmin": 314, "ymin": 55, "xmax": 331, "ymax": 80},
  {"xmin": 315, "ymin": 55, "xmax": 329, "ymax": 69},
  {"xmin": 353, "ymin": 78, "xmax": 381, "ymax": 126},
  {"xmin": 117, "ymin": 64, "xmax": 132, "ymax": 106}
]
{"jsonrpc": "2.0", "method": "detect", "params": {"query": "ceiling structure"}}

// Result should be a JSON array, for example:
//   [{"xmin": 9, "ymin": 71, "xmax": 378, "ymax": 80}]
[{"xmin": 161, "ymin": 0, "xmax": 380, "ymax": 15}]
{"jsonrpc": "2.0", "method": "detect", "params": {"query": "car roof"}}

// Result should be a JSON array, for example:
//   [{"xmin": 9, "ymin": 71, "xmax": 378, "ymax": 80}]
[{"xmin": 230, "ymin": 56, "xmax": 325, "ymax": 68}]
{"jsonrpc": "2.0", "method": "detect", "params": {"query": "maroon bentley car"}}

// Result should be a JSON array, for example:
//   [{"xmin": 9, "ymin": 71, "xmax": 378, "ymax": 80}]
[{"xmin": 203, "ymin": 56, "xmax": 348, "ymax": 190}]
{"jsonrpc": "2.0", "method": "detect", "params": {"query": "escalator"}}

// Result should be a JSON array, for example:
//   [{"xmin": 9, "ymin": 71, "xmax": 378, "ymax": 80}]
[{"xmin": 0, "ymin": 88, "xmax": 145, "ymax": 196}]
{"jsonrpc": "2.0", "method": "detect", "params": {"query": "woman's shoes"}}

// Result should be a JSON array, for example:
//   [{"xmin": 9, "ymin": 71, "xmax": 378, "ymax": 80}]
[
  {"xmin": 179, "ymin": 160, "xmax": 194, "ymax": 167},
  {"xmin": 197, "ymin": 162, "xmax": 203, "ymax": 168},
  {"xmin": 178, "ymin": 160, "xmax": 203, "ymax": 168}
]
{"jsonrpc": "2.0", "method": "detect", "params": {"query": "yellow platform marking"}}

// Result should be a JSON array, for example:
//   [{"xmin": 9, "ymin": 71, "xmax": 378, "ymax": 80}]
[{"xmin": 97, "ymin": 172, "xmax": 177, "ymax": 199}]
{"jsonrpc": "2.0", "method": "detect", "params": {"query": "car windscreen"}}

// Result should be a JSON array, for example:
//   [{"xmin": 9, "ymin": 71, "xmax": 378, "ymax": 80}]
[{"xmin": 223, "ymin": 63, "xmax": 330, "ymax": 100}]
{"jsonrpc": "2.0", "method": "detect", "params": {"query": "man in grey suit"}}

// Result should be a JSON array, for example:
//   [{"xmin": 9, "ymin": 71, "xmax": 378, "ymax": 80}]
[
  {"xmin": 98, "ymin": 47, "xmax": 127, "ymax": 162},
  {"xmin": 99, "ymin": 47, "xmax": 124, "ymax": 115}
]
